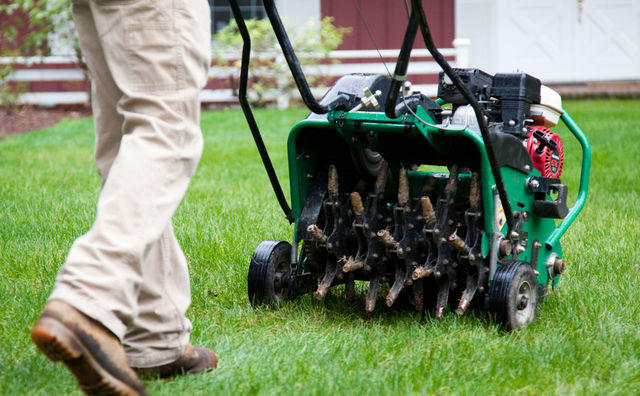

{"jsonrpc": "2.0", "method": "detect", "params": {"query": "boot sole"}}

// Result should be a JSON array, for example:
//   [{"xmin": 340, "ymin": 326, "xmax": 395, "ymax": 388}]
[{"xmin": 31, "ymin": 317, "xmax": 144, "ymax": 396}]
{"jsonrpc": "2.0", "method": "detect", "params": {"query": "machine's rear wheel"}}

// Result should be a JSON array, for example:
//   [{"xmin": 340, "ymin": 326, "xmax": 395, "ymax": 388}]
[
  {"xmin": 248, "ymin": 240, "xmax": 292, "ymax": 305},
  {"xmin": 488, "ymin": 260, "xmax": 538, "ymax": 330}
]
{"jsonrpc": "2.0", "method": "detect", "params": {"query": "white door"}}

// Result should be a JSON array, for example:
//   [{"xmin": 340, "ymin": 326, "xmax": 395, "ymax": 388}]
[
  {"xmin": 573, "ymin": 0, "xmax": 640, "ymax": 81},
  {"xmin": 456, "ymin": 0, "xmax": 640, "ymax": 83}
]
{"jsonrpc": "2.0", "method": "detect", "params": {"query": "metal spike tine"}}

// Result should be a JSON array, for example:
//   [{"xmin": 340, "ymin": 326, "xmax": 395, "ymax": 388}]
[
  {"xmin": 315, "ymin": 285, "xmax": 330, "ymax": 300},
  {"xmin": 385, "ymin": 282, "xmax": 404, "ymax": 307},
  {"xmin": 435, "ymin": 281, "xmax": 450, "ymax": 320},
  {"xmin": 350, "ymin": 192, "xmax": 364, "ymax": 218},
  {"xmin": 456, "ymin": 298, "xmax": 471, "ymax": 315},
  {"xmin": 328, "ymin": 164, "xmax": 339, "ymax": 199},
  {"xmin": 456, "ymin": 283, "xmax": 478, "ymax": 315},
  {"xmin": 398, "ymin": 167, "xmax": 409, "ymax": 205},
  {"xmin": 307, "ymin": 224, "xmax": 328, "ymax": 244},
  {"xmin": 413, "ymin": 280, "xmax": 424, "ymax": 311},
  {"xmin": 365, "ymin": 277, "xmax": 380, "ymax": 313},
  {"xmin": 345, "ymin": 277, "xmax": 356, "ymax": 302},
  {"xmin": 342, "ymin": 257, "xmax": 364, "ymax": 272},
  {"xmin": 412, "ymin": 266, "xmax": 432, "ymax": 280},
  {"xmin": 377, "ymin": 229, "xmax": 399, "ymax": 249},
  {"xmin": 374, "ymin": 161, "xmax": 388, "ymax": 193},
  {"xmin": 315, "ymin": 269, "xmax": 336, "ymax": 300},
  {"xmin": 444, "ymin": 164, "xmax": 459, "ymax": 194},
  {"xmin": 449, "ymin": 232, "xmax": 469, "ymax": 254},
  {"xmin": 469, "ymin": 172, "xmax": 480, "ymax": 207},
  {"xmin": 420, "ymin": 196, "xmax": 436, "ymax": 226}
]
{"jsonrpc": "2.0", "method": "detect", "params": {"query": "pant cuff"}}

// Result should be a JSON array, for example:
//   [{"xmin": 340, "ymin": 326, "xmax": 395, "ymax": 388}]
[
  {"xmin": 126, "ymin": 341, "xmax": 187, "ymax": 368},
  {"xmin": 48, "ymin": 288, "xmax": 127, "ymax": 340}
]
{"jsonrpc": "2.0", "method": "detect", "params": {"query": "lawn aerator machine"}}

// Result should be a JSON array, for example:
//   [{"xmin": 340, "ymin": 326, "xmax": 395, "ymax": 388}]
[{"xmin": 232, "ymin": 0, "xmax": 591, "ymax": 329}]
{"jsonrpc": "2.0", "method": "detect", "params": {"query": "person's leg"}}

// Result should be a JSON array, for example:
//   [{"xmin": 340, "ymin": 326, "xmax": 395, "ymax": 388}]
[
  {"xmin": 122, "ymin": 223, "xmax": 192, "ymax": 367},
  {"xmin": 125, "ymin": 224, "xmax": 218, "ymax": 376},
  {"xmin": 31, "ymin": 1, "xmax": 147, "ymax": 394},
  {"xmin": 92, "ymin": 72, "xmax": 124, "ymax": 183},
  {"xmin": 83, "ymin": 37, "xmax": 198, "ymax": 368},
  {"xmin": 75, "ymin": 0, "xmax": 203, "ymax": 368},
  {"xmin": 41, "ymin": 0, "xmax": 212, "ymax": 370}
]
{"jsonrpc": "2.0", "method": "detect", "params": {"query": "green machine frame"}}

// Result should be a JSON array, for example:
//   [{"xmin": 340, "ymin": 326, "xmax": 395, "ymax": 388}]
[
  {"xmin": 287, "ymin": 106, "xmax": 591, "ymax": 288},
  {"xmin": 233, "ymin": 0, "xmax": 592, "ymax": 327}
]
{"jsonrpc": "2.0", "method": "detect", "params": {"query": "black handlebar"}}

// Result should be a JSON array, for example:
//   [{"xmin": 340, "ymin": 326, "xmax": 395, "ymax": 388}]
[
  {"xmin": 261, "ymin": 0, "xmax": 354, "ymax": 114},
  {"xmin": 384, "ymin": 11, "xmax": 419, "ymax": 119},
  {"xmin": 229, "ymin": 0, "xmax": 293, "ymax": 223},
  {"xmin": 230, "ymin": 0, "xmax": 516, "ymax": 235},
  {"xmin": 533, "ymin": 130, "xmax": 558, "ymax": 154},
  {"xmin": 262, "ymin": 0, "xmax": 328, "ymax": 114},
  {"xmin": 409, "ymin": 0, "xmax": 515, "ymax": 235}
]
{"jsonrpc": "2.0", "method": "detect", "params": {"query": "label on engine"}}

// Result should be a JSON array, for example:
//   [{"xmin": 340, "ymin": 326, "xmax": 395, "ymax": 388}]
[
  {"xmin": 496, "ymin": 205, "xmax": 506, "ymax": 230},
  {"xmin": 550, "ymin": 150, "xmax": 560, "ymax": 175}
]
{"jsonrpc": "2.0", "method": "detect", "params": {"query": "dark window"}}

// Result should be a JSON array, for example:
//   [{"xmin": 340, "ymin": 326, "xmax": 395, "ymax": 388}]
[{"xmin": 208, "ymin": 0, "xmax": 266, "ymax": 35}]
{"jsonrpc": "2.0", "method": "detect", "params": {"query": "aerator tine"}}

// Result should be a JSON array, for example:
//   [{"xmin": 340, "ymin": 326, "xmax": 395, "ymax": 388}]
[
  {"xmin": 342, "ymin": 192, "xmax": 365, "ymax": 273},
  {"xmin": 454, "ymin": 173, "xmax": 486, "ymax": 315},
  {"xmin": 412, "ymin": 196, "xmax": 436, "ymax": 281},
  {"xmin": 362, "ymin": 160, "xmax": 391, "ymax": 313}
]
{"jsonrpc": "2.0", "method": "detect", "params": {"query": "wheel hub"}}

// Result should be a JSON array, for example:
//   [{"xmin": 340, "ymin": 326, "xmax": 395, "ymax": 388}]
[
  {"xmin": 517, "ymin": 295, "xmax": 529, "ymax": 310},
  {"xmin": 515, "ymin": 281, "xmax": 533, "ymax": 326}
]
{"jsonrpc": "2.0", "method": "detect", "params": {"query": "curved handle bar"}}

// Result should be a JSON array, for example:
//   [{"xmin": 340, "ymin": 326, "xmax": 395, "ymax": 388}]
[
  {"xmin": 384, "ymin": 12, "xmax": 419, "ymax": 119},
  {"xmin": 262, "ymin": 0, "xmax": 328, "ymax": 114},
  {"xmin": 545, "ymin": 111, "xmax": 591, "ymax": 249},
  {"xmin": 409, "ymin": 0, "xmax": 515, "ymax": 235},
  {"xmin": 230, "ymin": 0, "xmax": 294, "ymax": 223}
]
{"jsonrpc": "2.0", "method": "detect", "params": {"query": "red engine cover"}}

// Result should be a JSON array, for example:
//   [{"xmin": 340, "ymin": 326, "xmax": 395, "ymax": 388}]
[{"xmin": 526, "ymin": 126, "xmax": 564, "ymax": 178}]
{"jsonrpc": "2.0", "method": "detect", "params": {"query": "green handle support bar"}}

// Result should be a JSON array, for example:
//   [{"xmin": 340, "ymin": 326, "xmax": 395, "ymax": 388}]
[{"xmin": 545, "ymin": 111, "xmax": 591, "ymax": 249}]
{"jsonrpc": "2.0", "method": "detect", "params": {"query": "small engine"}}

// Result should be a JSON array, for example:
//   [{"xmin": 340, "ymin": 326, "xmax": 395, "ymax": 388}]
[
  {"xmin": 526, "ymin": 126, "xmax": 564, "ymax": 178},
  {"xmin": 438, "ymin": 68, "xmax": 566, "ymax": 179}
]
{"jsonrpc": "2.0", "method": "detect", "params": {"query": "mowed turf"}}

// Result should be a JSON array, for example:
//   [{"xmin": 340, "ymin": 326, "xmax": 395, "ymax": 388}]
[{"xmin": 0, "ymin": 100, "xmax": 639, "ymax": 395}]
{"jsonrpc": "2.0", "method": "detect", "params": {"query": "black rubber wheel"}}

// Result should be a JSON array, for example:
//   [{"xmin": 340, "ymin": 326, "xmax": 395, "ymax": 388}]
[
  {"xmin": 248, "ymin": 240, "xmax": 292, "ymax": 305},
  {"xmin": 488, "ymin": 260, "xmax": 538, "ymax": 330}
]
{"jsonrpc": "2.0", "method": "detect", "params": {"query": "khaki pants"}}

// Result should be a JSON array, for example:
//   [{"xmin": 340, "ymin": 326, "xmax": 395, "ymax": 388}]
[{"xmin": 49, "ymin": 0, "xmax": 211, "ymax": 367}]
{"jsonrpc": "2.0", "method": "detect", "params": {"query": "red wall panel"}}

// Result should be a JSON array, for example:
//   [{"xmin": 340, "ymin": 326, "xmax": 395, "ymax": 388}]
[{"xmin": 322, "ymin": 0, "xmax": 454, "ymax": 50}]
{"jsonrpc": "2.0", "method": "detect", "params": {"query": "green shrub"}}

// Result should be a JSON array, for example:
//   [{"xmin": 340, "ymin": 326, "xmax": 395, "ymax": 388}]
[{"xmin": 213, "ymin": 17, "xmax": 350, "ymax": 107}]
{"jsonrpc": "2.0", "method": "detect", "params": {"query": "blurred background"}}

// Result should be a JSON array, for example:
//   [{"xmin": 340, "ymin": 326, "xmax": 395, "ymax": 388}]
[{"xmin": 1, "ymin": 0, "xmax": 639, "ymax": 133}]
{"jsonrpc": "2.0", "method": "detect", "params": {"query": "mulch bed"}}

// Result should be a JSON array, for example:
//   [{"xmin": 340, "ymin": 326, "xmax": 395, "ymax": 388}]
[{"xmin": 0, "ymin": 106, "xmax": 91, "ymax": 138}]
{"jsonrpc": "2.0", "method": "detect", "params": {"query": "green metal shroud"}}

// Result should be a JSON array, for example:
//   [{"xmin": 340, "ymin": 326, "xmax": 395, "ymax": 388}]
[{"xmin": 287, "ymin": 105, "xmax": 591, "ymax": 288}]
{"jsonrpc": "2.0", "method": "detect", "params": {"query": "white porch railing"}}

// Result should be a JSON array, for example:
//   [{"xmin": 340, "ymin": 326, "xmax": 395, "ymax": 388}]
[{"xmin": 1, "ymin": 39, "xmax": 470, "ymax": 107}]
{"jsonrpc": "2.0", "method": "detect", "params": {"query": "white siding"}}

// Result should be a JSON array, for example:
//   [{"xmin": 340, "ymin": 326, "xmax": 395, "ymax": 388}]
[
  {"xmin": 276, "ymin": 0, "xmax": 320, "ymax": 27},
  {"xmin": 456, "ymin": 0, "xmax": 640, "ymax": 83}
]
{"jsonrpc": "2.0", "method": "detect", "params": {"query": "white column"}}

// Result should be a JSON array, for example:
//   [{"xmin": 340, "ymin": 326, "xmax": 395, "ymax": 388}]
[
  {"xmin": 275, "ymin": 0, "xmax": 321, "ymax": 27},
  {"xmin": 453, "ymin": 38, "xmax": 471, "ymax": 68}
]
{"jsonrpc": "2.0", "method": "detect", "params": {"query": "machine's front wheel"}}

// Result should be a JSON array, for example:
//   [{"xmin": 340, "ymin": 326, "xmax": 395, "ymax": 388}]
[
  {"xmin": 488, "ymin": 260, "xmax": 538, "ymax": 330},
  {"xmin": 248, "ymin": 240, "xmax": 292, "ymax": 305}
]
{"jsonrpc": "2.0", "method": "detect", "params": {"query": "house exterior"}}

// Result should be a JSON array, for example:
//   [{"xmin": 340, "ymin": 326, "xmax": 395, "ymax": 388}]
[
  {"xmin": 456, "ymin": 0, "xmax": 640, "ymax": 82},
  {"xmin": 2, "ymin": 0, "xmax": 639, "ymax": 106},
  {"xmin": 236, "ymin": 0, "xmax": 640, "ymax": 83}
]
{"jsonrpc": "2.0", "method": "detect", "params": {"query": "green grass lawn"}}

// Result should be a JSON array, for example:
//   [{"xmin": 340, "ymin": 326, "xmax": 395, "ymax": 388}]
[{"xmin": 1, "ymin": 100, "xmax": 639, "ymax": 395}]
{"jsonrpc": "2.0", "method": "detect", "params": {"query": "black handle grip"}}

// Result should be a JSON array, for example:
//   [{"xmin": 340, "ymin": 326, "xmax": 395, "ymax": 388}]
[{"xmin": 533, "ymin": 130, "xmax": 558, "ymax": 155}]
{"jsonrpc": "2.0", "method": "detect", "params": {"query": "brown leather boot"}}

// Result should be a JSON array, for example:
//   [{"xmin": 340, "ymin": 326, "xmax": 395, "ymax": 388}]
[
  {"xmin": 134, "ymin": 343, "xmax": 217, "ymax": 378},
  {"xmin": 31, "ymin": 300, "xmax": 147, "ymax": 396}
]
